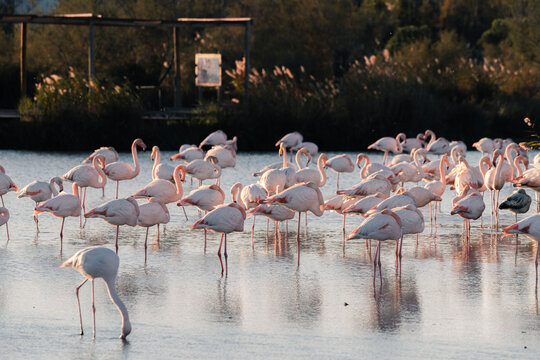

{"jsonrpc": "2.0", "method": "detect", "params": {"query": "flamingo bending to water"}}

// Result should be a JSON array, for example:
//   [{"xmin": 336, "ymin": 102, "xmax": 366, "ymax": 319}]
[
  {"xmin": 61, "ymin": 246, "xmax": 131, "ymax": 339},
  {"xmin": 18, "ymin": 176, "xmax": 63, "ymax": 232},
  {"xmin": 138, "ymin": 198, "xmax": 170, "ymax": 262}
]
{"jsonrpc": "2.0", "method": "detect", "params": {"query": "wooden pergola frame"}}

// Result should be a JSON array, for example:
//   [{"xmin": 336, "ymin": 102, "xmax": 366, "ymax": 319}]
[{"xmin": 0, "ymin": 13, "xmax": 253, "ymax": 108}]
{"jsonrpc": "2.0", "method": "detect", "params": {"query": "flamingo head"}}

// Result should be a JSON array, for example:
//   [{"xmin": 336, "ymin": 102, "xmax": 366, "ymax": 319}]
[
  {"xmin": 151, "ymin": 146, "xmax": 159, "ymax": 160},
  {"xmin": 135, "ymin": 138, "xmax": 147, "ymax": 151}
]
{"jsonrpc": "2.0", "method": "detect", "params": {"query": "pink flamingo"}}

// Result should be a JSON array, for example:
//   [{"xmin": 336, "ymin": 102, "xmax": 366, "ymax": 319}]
[
  {"xmin": 393, "ymin": 205, "xmax": 424, "ymax": 264},
  {"xmin": 0, "ymin": 165, "xmax": 17, "ymax": 206},
  {"xmin": 337, "ymin": 174, "xmax": 393, "ymax": 198},
  {"xmin": 401, "ymin": 133, "xmax": 425, "ymax": 153},
  {"xmin": 472, "ymin": 137, "xmax": 497, "ymax": 156},
  {"xmin": 230, "ymin": 182, "xmax": 267, "ymax": 247},
  {"xmin": 324, "ymin": 154, "xmax": 354, "ymax": 190},
  {"xmin": 296, "ymin": 153, "xmax": 327, "ymax": 187},
  {"xmin": 205, "ymin": 145, "xmax": 236, "ymax": 169},
  {"xmin": 199, "ymin": 130, "xmax": 228, "ymax": 148},
  {"xmin": 17, "ymin": 176, "xmax": 64, "ymax": 232},
  {"xmin": 190, "ymin": 203, "xmax": 246, "ymax": 275},
  {"xmin": 151, "ymin": 146, "xmax": 175, "ymax": 182},
  {"xmin": 324, "ymin": 194, "xmax": 360, "ymax": 248},
  {"xmin": 484, "ymin": 149, "xmax": 506, "ymax": 228},
  {"xmin": 342, "ymin": 193, "xmax": 387, "ymax": 217},
  {"xmin": 367, "ymin": 133, "xmax": 404, "ymax": 165},
  {"xmin": 0, "ymin": 207, "xmax": 9, "ymax": 242},
  {"xmin": 275, "ymin": 131, "xmax": 303, "ymax": 152},
  {"xmin": 356, "ymin": 153, "xmax": 391, "ymax": 179},
  {"xmin": 291, "ymin": 141, "xmax": 318, "ymax": 157},
  {"xmin": 504, "ymin": 214, "xmax": 540, "ymax": 282},
  {"xmin": 450, "ymin": 188, "xmax": 485, "ymax": 242},
  {"xmin": 34, "ymin": 182, "xmax": 81, "ymax": 249},
  {"xmin": 103, "ymin": 138, "xmax": 146, "ymax": 199},
  {"xmin": 249, "ymin": 204, "xmax": 295, "ymax": 244},
  {"xmin": 178, "ymin": 184, "xmax": 226, "ymax": 249},
  {"xmin": 63, "ymin": 155, "xmax": 107, "ymax": 224},
  {"xmin": 131, "ymin": 164, "xmax": 187, "ymax": 204},
  {"xmin": 513, "ymin": 165, "xmax": 540, "ymax": 212},
  {"xmin": 424, "ymin": 154, "xmax": 449, "ymax": 224},
  {"xmin": 346, "ymin": 209, "xmax": 403, "ymax": 287},
  {"xmin": 263, "ymin": 182, "xmax": 324, "ymax": 266},
  {"xmin": 84, "ymin": 197, "xmax": 140, "ymax": 253},
  {"xmin": 424, "ymin": 129, "xmax": 450, "ymax": 155},
  {"xmin": 138, "ymin": 198, "xmax": 170, "ymax": 263},
  {"xmin": 83, "ymin": 146, "xmax": 118, "ymax": 165},
  {"xmin": 60, "ymin": 246, "xmax": 131, "ymax": 339},
  {"xmin": 170, "ymin": 146, "xmax": 205, "ymax": 163},
  {"xmin": 184, "ymin": 157, "xmax": 221, "ymax": 187}
]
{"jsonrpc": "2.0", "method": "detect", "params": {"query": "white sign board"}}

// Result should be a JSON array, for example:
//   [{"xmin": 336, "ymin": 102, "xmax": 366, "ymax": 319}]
[{"xmin": 195, "ymin": 53, "xmax": 221, "ymax": 87}]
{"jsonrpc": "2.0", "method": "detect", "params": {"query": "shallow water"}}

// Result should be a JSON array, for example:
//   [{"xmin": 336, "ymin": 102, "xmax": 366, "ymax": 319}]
[{"xmin": 0, "ymin": 149, "xmax": 539, "ymax": 359}]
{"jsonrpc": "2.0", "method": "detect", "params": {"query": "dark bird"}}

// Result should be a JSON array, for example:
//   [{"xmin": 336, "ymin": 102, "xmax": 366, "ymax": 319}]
[{"xmin": 499, "ymin": 189, "xmax": 531, "ymax": 222}]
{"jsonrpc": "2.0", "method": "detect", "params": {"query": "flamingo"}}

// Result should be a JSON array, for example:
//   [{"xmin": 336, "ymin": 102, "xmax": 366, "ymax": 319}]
[
  {"xmin": 229, "ymin": 182, "xmax": 267, "ymax": 247},
  {"xmin": 346, "ymin": 209, "xmax": 403, "ymax": 287},
  {"xmin": 503, "ymin": 214, "xmax": 540, "ymax": 281},
  {"xmin": 390, "ymin": 148, "xmax": 425, "ymax": 186},
  {"xmin": 34, "ymin": 182, "xmax": 81, "ymax": 249},
  {"xmin": 84, "ymin": 197, "xmax": 140, "ymax": 253},
  {"xmin": 367, "ymin": 133, "xmax": 404, "ymax": 165},
  {"xmin": 401, "ymin": 133, "xmax": 425, "ymax": 153},
  {"xmin": 263, "ymin": 182, "xmax": 324, "ymax": 266},
  {"xmin": 291, "ymin": 141, "xmax": 318, "ymax": 157},
  {"xmin": 356, "ymin": 153, "xmax": 391, "ymax": 179},
  {"xmin": 393, "ymin": 204, "xmax": 424, "ymax": 260},
  {"xmin": 337, "ymin": 174, "xmax": 393, "ymax": 198},
  {"xmin": 449, "ymin": 140, "xmax": 467, "ymax": 154},
  {"xmin": 103, "ymin": 138, "xmax": 146, "ymax": 199},
  {"xmin": 369, "ymin": 192, "xmax": 417, "ymax": 214},
  {"xmin": 403, "ymin": 187, "xmax": 442, "ymax": 208},
  {"xmin": 424, "ymin": 129, "xmax": 450, "ymax": 155},
  {"xmin": 259, "ymin": 169, "xmax": 287, "ymax": 195},
  {"xmin": 189, "ymin": 203, "xmax": 246, "ymax": 275},
  {"xmin": 0, "ymin": 165, "xmax": 17, "ymax": 207},
  {"xmin": 249, "ymin": 204, "xmax": 295, "ymax": 244},
  {"xmin": 296, "ymin": 153, "xmax": 327, "ymax": 187},
  {"xmin": 424, "ymin": 154, "xmax": 449, "ymax": 224},
  {"xmin": 450, "ymin": 189, "xmax": 485, "ymax": 242},
  {"xmin": 82, "ymin": 146, "xmax": 119, "ymax": 165},
  {"xmin": 484, "ymin": 149, "xmax": 506, "ymax": 228},
  {"xmin": 184, "ymin": 157, "xmax": 221, "ymax": 187},
  {"xmin": 170, "ymin": 146, "xmax": 205, "ymax": 163},
  {"xmin": 151, "ymin": 146, "xmax": 175, "ymax": 182},
  {"xmin": 473, "ymin": 137, "xmax": 497, "ymax": 156},
  {"xmin": 513, "ymin": 166, "xmax": 540, "ymax": 212},
  {"xmin": 499, "ymin": 189, "xmax": 531, "ymax": 222},
  {"xmin": 131, "ymin": 164, "xmax": 187, "ymax": 204},
  {"xmin": 275, "ymin": 131, "xmax": 303, "ymax": 151},
  {"xmin": 199, "ymin": 130, "xmax": 227, "ymax": 148},
  {"xmin": 60, "ymin": 246, "xmax": 131, "ymax": 339},
  {"xmin": 324, "ymin": 194, "xmax": 359, "ymax": 246},
  {"xmin": 138, "ymin": 197, "xmax": 170, "ymax": 262},
  {"xmin": 205, "ymin": 145, "xmax": 236, "ymax": 169},
  {"xmin": 324, "ymin": 154, "xmax": 354, "ymax": 190},
  {"xmin": 0, "ymin": 207, "xmax": 9, "ymax": 242},
  {"xmin": 63, "ymin": 155, "xmax": 107, "ymax": 223},
  {"xmin": 17, "ymin": 176, "xmax": 64, "ymax": 232},
  {"xmin": 342, "ymin": 193, "xmax": 387, "ymax": 217}
]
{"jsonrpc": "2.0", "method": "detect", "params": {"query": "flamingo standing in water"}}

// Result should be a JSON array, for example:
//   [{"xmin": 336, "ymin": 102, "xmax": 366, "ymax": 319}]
[
  {"xmin": 199, "ymin": 130, "xmax": 228, "ymax": 148},
  {"xmin": 184, "ymin": 157, "xmax": 221, "ymax": 187},
  {"xmin": 83, "ymin": 146, "xmax": 119, "ymax": 165},
  {"xmin": 138, "ymin": 198, "xmax": 170, "ymax": 263},
  {"xmin": 249, "ymin": 204, "xmax": 295, "ymax": 244},
  {"xmin": 104, "ymin": 138, "xmax": 146, "ymax": 199},
  {"xmin": 263, "ymin": 182, "xmax": 324, "ymax": 266},
  {"xmin": 401, "ymin": 133, "xmax": 425, "ymax": 153},
  {"xmin": 324, "ymin": 154, "xmax": 354, "ymax": 190},
  {"xmin": 151, "ymin": 146, "xmax": 175, "ymax": 182},
  {"xmin": 0, "ymin": 165, "xmax": 17, "ymax": 207},
  {"xmin": 170, "ymin": 146, "xmax": 205, "ymax": 163},
  {"xmin": 230, "ymin": 182, "xmax": 267, "ymax": 247},
  {"xmin": 0, "ymin": 207, "xmax": 9, "ymax": 241},
  {"xmin": 346, "ymin": 209, "xmax": 403, "ymax": 287},
  {"xmin": 296, "ymin": 153, "xmax": 327, "ymax": 187},
  {"xmin": 34, "ymin": 182, "xmax": 81, "ymax": 249},
  {"xmin": 499, "ymin": 189, "xmax": 531, "ymax": 223},
  {"xmin": 513, "ymin": 165, "xmax": 540, "ymax": 212},
  {"xmin": 84, "ymin": 197, "xmax": 140, "ymax": 253},
  {"xmin": 63, "ymin": 155, "xmax": 107, "ymax": 225},
  {"xmin": 17, "ymin": 176, "xmax": 64, "ymax": 232},
  {"xmin": 367, "ymin": 133, "xmax": 404, "ymax": 165},
  {"xmin": 275, "ymin": 132, "xmax": 303, "ymax": 155},
  {"xmin": 450, "ymin": 188, "xmax": 485, "ymax": 242},
  {"xmin": 190, "ymin": 203, "xmax": 246, "ymax": 275},
  {"xmin": 503, "ymin": 214, "xmax": 540, "ymax": 282},
  {"xmin": 131, "ymin": 164, "xmax": 187, "ymax": 205},
  {"xmin": 205, "ymin": 145, "xmax": 236, "ymax": 169},
  {"xmin": 178, "ymin": 184, "xmax": 226, "ymax": 249},
  {"xmin": 60, "ymin": 246, "xmax": 131, "ymax": 339}
]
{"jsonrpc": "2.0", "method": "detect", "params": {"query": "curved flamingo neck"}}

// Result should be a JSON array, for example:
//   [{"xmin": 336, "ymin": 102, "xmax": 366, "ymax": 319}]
[
  {"xmin": 232, "ymin": 183, "xmax": 246, "ymax": 209},
  {"xmin": 479, "ymin": 156, "xmax": 491, "ymax": 177},
  {"xmin": 425, "ymin": 130, "xmax": 435, "ymax": 145},
  {"xmin": 413, "ymin": 150, "xmax": 424, "ymax": 177},
  {"xmin": 504, "ymin": 144, "xmax": 518, "ymax": 179},
  {"xmin": 439, "ymin": 156, "xmax": 448, "ymax": 186},
  {"xmin": 93, "ymin": 157, "xmax": 107, "ymax": 188},
  {"xmin": 514, "ymin": 156, "xmax": 527, "ymax": 177},
  {"xmin": 49, "ymin": 177, "xmax": 61, "ymax": 196},
  {"xmin": 295, "ymin": 150, "xmax": 308, "ymax": 169},
  {"xmin": 282, "ymin": 144, "xmax": 288, "ymax": 168},
  {"xmin": 131, "ymin": 140, "xmax": 141, "ymax": 177},
  {"xmin": 103, "ymin": 276, "xmax": 131, "ymax": 338},
  {"xmin": 317, "ymin": 154, "xmax": 327, "ymax": 187},
  {"xmin": 152, "ymin": 148, "xmax": 161, "ymax": 180},
  {"xmin": 173, "ymin": 165, "xmax": 185, "ymax": 197}
]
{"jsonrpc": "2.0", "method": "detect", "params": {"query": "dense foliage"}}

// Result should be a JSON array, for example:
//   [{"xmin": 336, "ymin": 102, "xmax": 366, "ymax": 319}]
[{"xmin": 0, "ymin": 0, "xmax": 538, "ymax": 150}]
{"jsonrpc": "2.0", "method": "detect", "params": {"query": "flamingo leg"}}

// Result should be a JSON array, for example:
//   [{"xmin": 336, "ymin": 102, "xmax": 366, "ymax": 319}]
[
  {"xmin": 342, "ymin": 215, "xmax": 346, "ymax": 255},
  {"xmin": 251, "ymin": 216, "xmax": 255, "ymax": 250},
  {"xmin": 373, "ymin": 241, "xmax": 380, "ymax": 288},
  {"xmin": 34, "ymin": 200, "xmax": 40, "ymax": 233},
  {"xmin": 218, "ymin": 233, "xmax": 224, "ymax": 275},
  {"xmin": 75, "ymin": 278, "xmax": 88, "ymax": 335},
  {"xmin": 378, "ymin": 241, "xmax": 383, "ymax": 287},
  {"xmin": 144, "ymin": 227, "xmax": 149, "ymax": 264},
  {"xmin": 91, "ymin": 279, "xmax": 96, "ymax": 338},
  {"xmin": 102, "ymin": 186, "xmax": 105, "ymax": 197},
  {"xmin": 157, "ymin": 224, "xmax": 160, "ymax": 242},
  {"xmin": 115, "ymin": 225, "xmax": 119, "ymax": 254},
  {"xmin": 82, "ymin": 187, "xmax": 87, "ymax": 228},
  {"xmin": 297, "ymin": 212, "xmax": 301, "ymax": 267},
  {"xmin": 115, "ymin": 181, "xmax": 119, "ymax": 200},
  {"xmin": 336, "ymin": 173, "xmax": 340, "ymax": 191},
  {"xmin": 60, "ymin": 217, "xmax": 65, "ymax": 249},
  {"xmin": 224, "ymin": 233, "xmax": 228, "ymax": 276}
]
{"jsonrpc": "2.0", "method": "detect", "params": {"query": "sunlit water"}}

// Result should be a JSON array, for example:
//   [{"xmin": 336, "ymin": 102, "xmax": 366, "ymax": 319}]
[{"xmin": 0, "ymin": 149, "xmax": 539, "ymax": 359}]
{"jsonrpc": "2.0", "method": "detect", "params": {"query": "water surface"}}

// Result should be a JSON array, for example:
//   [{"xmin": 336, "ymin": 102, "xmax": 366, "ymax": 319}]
[{"xmin": 0, "ymin": 150, "xmax": 538, "ymax": 359}]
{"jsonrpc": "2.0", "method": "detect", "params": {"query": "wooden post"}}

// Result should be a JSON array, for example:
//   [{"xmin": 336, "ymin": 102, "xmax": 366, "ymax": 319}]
[
  {"xmin": 20, "ymin": 22, "xmax": 27, "ymax": 98},
  {"xmin": 244, "ymin": 21, "xmax": 251, "ymax": 111},
  {"xmin": 173, "ymin": 26, "xmax": 182, "ymax": 108},
  {"xmin": 88, "ymin": 21, "xmax": 95, "ymax": 82}
]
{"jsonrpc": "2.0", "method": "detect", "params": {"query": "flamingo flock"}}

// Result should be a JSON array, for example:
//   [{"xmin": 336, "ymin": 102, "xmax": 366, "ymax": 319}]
[{"xmin": 1, "ymin": 128, "xmax": 540, "ymax": 340}]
